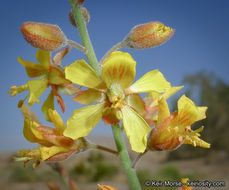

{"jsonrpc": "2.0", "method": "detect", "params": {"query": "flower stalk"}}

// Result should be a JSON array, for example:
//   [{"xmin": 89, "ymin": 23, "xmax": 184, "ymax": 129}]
[
  {"xmin": 88, "ymin": 143, "xmax": 118, "ymax": 155},
  {"xmin": 100, "ymin": 42, "xmax": 123, "ymax": 65},
  {"xmin": 69, "ymin": 0, "xmax": 101, "ymax": 76},
  {"xmin": 69, "ymin": 1, "xmax": 142, "ymax": 189},
  {"xmin": 112, "ymin": 124, "xmax": 142, "ymax": 190},
  {"xmin": 67, "ymin": 40, "xmax": 88, "ymax": 54},
  {"xmin": 132, "ymin": 149, "xmax": 148, "ymax": 169}
]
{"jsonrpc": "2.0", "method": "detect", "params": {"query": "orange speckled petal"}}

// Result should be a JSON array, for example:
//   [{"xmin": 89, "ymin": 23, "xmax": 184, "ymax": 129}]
[{"xmin": 102, "ymin": 51, "xmax": 136, "ymax": 89}]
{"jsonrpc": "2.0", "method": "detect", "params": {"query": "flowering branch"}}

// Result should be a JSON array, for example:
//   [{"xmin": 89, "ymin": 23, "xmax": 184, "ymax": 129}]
[{"xmin": 69, "ymin": 1, "xmax": 142, "ymax": 189}]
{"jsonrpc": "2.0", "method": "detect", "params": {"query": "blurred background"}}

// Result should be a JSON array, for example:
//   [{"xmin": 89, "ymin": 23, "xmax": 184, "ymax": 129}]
[{"xmin": 0, "ymin": 0, "xmax": 228, "ymax": 189}]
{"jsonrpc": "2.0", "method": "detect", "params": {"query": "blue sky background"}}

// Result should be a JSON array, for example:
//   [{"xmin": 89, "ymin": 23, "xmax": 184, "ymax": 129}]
[{"xmin": 0, "ymin": 0, "xmax": 228, "ymax": 151}]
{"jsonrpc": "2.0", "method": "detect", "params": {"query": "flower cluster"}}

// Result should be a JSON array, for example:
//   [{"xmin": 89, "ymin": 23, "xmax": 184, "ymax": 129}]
[
  {"xmin": 8, "ymin": 48, "xmax": 79, "ymax": 120},
  {"xmin": 7, "ymin": 2, "xmax": 213, "ymax": 189},
  {"xmin": 10, "ymin": 7, "xmax": 209, "ymax": 179},
  {"xmin": 15, "ymin": 105, "xmax": 88, "ymax": 167}
]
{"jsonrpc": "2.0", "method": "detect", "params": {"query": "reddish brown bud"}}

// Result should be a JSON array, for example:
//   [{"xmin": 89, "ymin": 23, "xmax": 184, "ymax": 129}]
[
  {"xmin": 21, "ymin": 22, "xmax": 67, "ymax": 51},
  {"xmin": 122, "ymin": 21, "xmax": 174, "ymax": 49},
  {"xmin": 69, "ymin": 7, "xmax": 90, "ymax": 27},
  {"xmin": 77, "ymin": 0, "xmax": 85, "ymax": 7}
]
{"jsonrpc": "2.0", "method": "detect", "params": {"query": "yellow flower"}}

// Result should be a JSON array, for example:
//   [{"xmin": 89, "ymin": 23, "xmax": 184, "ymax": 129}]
[
  {"xmin": 8, "ymin": 48, "xmax": 79, "ymax": 120},
  {"xmin": 15, "ymin": 108, "xmax": 88, "ymax": 165},
  {"xmin": 148, "ymin": 95, "xmax": 210, "ymax": 151},
  {"xmin": 64, "ymin": 51, "xmax": 172, "ymax": 153}
]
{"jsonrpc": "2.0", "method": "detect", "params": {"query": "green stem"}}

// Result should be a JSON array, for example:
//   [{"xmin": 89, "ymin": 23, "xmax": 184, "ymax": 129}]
[
  {"xmin": 69, "ymin": 1, "xmax": 142, "ymax": 189},
  {"xmin": 112, "ymin": 124, "xmax": 142, "ymax": 190},
  {"xmin": 100, "ymin": 42, "xmax": 123, "ymax": 64},
  {"xmin": 69, "ymin": 0, "xmax": 101, "ymax": 76},
  {"xmin": 89, "ymin": 143, "xmax": 119, "ymax": 155}
]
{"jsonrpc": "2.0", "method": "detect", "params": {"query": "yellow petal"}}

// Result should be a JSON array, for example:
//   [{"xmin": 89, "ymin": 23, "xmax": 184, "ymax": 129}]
[
  {"xmin": 146, "ymin": 90, "xmax": 161, "ymax": 101},
  {"xmin": 65, "ymin": 60, "xmax": 105, "ymax": 89},
  {"xmin": 27, "ymin": 79, "xmax": 48, "ymax": 105},
  {"xmin": 18, "ymin": 57, "xmax": 47, "ymax": 78},
  {"xmin": 72, "ymin": 89, "xmax": 105, "ymax": 105},
  {"xmin": 157, "ymin": 97, "xmax": 170, "ymax": 124},
  {"xmin": 36, "ymin": 49, "xmax": 51, "ymax": 69},
  {"xmin": 23, "ymin": 118, "xmax": 52, "ymax": 146},
  {"xmin": 98, "ymin": 184, "xmax": 118, "ymax": 190},
  {"xmin": 122, "ymin": 105, "xmax": 151, "ymax": 152},
  {"xmin": 39, "ymin": 145, "xmax": 69, "ymax": 161},
  {"xmin": 162, "ymin": 86, "xmax": 183, "ymax": 100},
  {"xmin": 102, "ymin": 51, "xmax": 136, "ymax": 89},
  {"xmin": 23, "ymin": 118, "xmax": 41, "ymax": 143},
  {"xmin": 48, "ymin": 109, "xmax": 66, "ymax": 134},
  {"xmin": 146, "ymin": 86, "xmax": 183, "ymax": 106},
  {"xmin": 197, "ymin": 106, "xmax": 208, "ymax": 121},
  {"xmin": 64, "ymin": 103, "xmax": 104, "ymax": 139},
  {"xmin": 125, "ymin": 94, "xmax": 145, "ymax": 115},
  {"xmin": 41, "ymin": 91, "xmax": 54, "ymax": 122},
  {"xmin": 48, "ymin": 66, "xmax": 70, "ymax": 85},
  {"xmin": 127, "ymin": 70, "xmax": 171, "ymax": 94},
  {"xmin": 177, "ymin": 95, "xmax": 207, "ymax": 126}
]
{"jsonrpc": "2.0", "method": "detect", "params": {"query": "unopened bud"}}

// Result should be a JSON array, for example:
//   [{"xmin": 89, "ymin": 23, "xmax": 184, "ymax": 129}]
[
  {"xmin": 69, "ymin": 7, "xmax": 90, "ymax": 27},
  {"xmin": 77, "ymin": 0, "xmax": 85, "ymax": 7},
  {"xmin": 122, "ymin": 21, "xmax": 174, "ymax": 49},
  {"xmin": 21, "ymin": 22, "xmax": 67, "ymax": 51}
]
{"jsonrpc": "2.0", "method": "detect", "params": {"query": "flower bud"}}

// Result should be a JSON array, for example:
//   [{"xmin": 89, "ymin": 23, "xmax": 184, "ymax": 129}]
[
  {"xmin": 21, "ymin": 22, "xmax": 67, "ymax": 51},
  {"xmin": 77, "ymin": 0, "xmax": 85, "ymax": 7},
  {"xmin": 69, "ymin": 7, "xmax": 90, "ymax": 27},
  {"xmin": 122, "ymin": 21, "xmax": 174, "ymax": 49}
]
